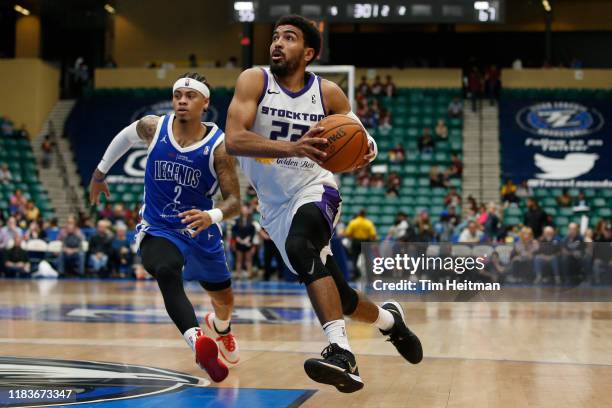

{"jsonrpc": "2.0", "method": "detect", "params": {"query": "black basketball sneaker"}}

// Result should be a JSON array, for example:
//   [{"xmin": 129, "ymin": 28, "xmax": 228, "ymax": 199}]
[
  {"xmin": 380, "ymin": 300, "xmax": 423, "ymax": 364},
  {"xmin": 304, "ymin": 343, "xmax": 364, "ymax": 393}
]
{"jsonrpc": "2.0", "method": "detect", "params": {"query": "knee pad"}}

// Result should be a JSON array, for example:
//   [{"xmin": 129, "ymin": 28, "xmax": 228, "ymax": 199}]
[{"xmin": 285, "ymin": 234, "xmax": 330, "ymax": 285}]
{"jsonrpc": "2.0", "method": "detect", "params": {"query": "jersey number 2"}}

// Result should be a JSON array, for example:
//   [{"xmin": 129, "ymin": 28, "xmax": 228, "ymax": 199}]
[
  {"xmin": 269, "ymin": 120, "xmax": 310, "ymax": 142},
  {"xmin": 173, "ymin": 186, "xmax": 182, "ymax": 204}
]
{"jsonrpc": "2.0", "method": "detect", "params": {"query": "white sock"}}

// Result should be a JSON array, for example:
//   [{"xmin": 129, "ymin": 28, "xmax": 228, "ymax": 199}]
[
  {"xmin": 374, "ymin": 306, "xmax": 395, "ymax": 331},
  {"xmin": 183, "ymin": 327, "xmax": 201, "ymax": 352},
  {"xmin": 213, "ymin": 315, "xmax": 231, "ymax": 334},
  {"xmin": 323, "ymin": 319, "xmax": 352, "ymax": 352}
]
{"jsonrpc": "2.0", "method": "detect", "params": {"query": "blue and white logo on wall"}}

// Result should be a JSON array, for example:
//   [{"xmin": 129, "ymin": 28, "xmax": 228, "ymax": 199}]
[{"xmin": 517, "ymin": 102, "xmax": 604, "ymax": 137}]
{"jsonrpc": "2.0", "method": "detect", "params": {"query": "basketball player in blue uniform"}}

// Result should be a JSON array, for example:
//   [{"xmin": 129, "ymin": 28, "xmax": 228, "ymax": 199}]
[
  {"xmin": 225, "ymin": 15, "xmax": 423, "ymax": 393},
  {"xmin": 89, "ymin": 73, "xmax": 240, "ymax": 383}
]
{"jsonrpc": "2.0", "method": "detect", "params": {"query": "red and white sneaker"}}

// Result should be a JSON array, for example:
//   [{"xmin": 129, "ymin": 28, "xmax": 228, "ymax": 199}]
[
  {"xmin": 203, "ymin": 312, "xmax": 240, "ymax": 364},
  {"xmin": 194, "ymin": 329, "xmax": 229, "ymax": 382}
]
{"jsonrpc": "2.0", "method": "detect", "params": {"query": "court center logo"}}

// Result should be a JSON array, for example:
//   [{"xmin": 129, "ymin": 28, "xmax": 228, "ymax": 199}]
[
  {"xmin": 516, "ymin": 101, "xmax": 604, "ymax": 137},
  {"xmin": 0, "ymin": 356, "xmax": 208, "ymax": 407}
]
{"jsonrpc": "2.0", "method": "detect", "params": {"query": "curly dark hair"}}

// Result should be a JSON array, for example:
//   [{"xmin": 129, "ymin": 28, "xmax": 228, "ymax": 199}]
[{"xmin": 274, "ymin": 15, "xmax": 321, "ymax": 63}]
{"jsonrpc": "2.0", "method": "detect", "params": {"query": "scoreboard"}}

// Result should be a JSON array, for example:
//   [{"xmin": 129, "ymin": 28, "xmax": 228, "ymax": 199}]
[{"xmin": 233, "ymin": 0, "xmax": 504, "ymax": 23}]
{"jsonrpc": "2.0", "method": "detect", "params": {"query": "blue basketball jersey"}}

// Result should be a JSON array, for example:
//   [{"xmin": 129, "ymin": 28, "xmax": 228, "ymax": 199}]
[{"xmin": 141, "ymin": 114, "xmax": 224, "ymax": 231}]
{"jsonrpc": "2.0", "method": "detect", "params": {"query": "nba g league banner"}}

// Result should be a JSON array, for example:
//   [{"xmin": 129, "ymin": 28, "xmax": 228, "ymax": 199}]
[
  {"xmin": 499, "ymin": 99, "xmax": 612, "ymax": 188},
  {"xmin": 65, "ymin": 92, "xmax": 232, "ymax": 186}
]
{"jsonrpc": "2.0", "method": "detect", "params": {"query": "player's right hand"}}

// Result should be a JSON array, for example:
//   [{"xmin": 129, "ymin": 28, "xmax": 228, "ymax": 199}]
[
  {"xmin": 292, "ymin": 126, "xmax": 327, "ymax": 164},
  {"xmin": 89, "ymin": 170, "xmax": 110, "ymax": 206}
]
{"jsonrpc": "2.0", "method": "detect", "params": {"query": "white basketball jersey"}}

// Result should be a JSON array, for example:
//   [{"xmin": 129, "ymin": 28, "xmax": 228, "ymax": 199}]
[{"xmin": 237, "ymin": 68, "xmax": 337, "ymax": 220}]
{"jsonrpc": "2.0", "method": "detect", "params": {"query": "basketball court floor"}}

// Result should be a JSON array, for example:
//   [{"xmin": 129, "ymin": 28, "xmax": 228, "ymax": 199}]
[{"xmin": 1, "ymin": 279, "xmax": 612, "ymax": 407}]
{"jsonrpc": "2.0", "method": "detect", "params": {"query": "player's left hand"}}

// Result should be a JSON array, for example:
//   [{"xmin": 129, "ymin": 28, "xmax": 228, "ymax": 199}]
[
  {"xmin": 179, "ymin": 209, "xmax": 212, "ymax": 237},
  {"xmin": 355, "ymin": 140, "xmax": 376, "ymax": 169}
]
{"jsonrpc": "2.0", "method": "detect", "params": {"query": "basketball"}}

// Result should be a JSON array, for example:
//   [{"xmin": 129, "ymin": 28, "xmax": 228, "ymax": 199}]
[{"xmin": 317, "ymin": 114, "xmax": 369, "ymax": 173}]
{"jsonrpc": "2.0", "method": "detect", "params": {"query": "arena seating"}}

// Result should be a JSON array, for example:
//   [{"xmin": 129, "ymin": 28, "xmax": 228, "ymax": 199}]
[
  {"xmin": 340, "ymin": 88, "xmax": 463, "ymax": 237},
  {"xmin": 0, "ymin": 129, "xmax": 54, "ymax": 220}
]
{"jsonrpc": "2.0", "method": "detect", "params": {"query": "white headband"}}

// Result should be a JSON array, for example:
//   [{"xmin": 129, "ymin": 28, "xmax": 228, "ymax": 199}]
[{"xmin": 172, "ymin": 77, "xmax": 210, "ymax": 98}]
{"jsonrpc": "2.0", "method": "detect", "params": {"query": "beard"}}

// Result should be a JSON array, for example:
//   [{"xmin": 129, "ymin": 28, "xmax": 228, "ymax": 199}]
[{"xmin": 270, "ymin": 55, "xmax": 300, "ymax": 78}]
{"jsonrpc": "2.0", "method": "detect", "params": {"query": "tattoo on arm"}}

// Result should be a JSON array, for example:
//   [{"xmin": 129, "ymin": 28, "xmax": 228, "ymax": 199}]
[
  {"xmin": 136, "ymin": 115, "xmax": 159, "ymax": 145},
  {"xmin": 213, "ymin": 142, "xmax": 241, "ymax": 219}
]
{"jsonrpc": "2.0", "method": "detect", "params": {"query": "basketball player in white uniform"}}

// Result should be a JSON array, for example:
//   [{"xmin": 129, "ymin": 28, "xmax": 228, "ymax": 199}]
[{"xmin": 225, "ymin": 15, "xmax": 423, "ymax": 392}]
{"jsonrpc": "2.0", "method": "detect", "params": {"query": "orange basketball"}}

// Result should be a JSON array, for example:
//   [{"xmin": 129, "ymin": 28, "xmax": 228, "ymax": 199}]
[{"xmin": 317, "ymin": 114, "xmax": 369, "ymax": 173}]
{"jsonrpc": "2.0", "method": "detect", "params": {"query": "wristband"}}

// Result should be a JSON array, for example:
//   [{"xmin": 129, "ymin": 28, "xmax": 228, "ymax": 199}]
[
  {"xmin": 206, "ymin": 208, "xmax": 224, "ymax": 224},
  {"xmin": 92, "ymin": 172, "xmax": 106, "ymax": 183}
]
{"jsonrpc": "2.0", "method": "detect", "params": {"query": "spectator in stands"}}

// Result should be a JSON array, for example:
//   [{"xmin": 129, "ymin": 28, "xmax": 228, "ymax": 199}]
[
  {"xmin": 88, "ymin": 220, "xmax": 113, "ymax": 277},
  {"xmin": 41, "ymin": 135, "xmax": 55, "ymax": 168},
  {"xmin": 371, "ymin": 75, "xmax": 383, "ymax": 97},
  {"xmin": 0, "ymin": 216, "xmax": 23, "ymax": 241},
  {"xmin": 17, "ymin": 124, "xmax": 29, "ymax": 139},
  {"xmin": 429, "ymin": 166, "xmax": 447, "ymax": 188},
  {"xmin": 24, "ymin": 201, "xmax": 40, "ymax": 222},
  {"xmin": 44, "ymin": 218, "xmax": 60, "ymax": 241},
  {"xmin": 481, "ymin": 251, "xmax": 504, "ymax": 283},
  {"xmin": 379, "ymin": 108, "xmax": 392, "ymax": 132},
  {"xmin": 57, "ymin": 216, "xmax": 85, "ymax": 276},
  {"xmin": 356, "ymin": 167, "xmax": 371, "ymax": 187},
  {"xmin": 533, "ymin": 226, "xmax": 561, "ymax": 284},
  {"xmin": 368, "ymin": 99, "xmax": 382, "ymax": 128},
  {"xmin": 225, "ymin": 56, "xmax": 238, "ymax": 68},
  {"xmin": 9, "ymin": 189, "xmax": 27, "ymax": 215},
  {"xmin": 592, "ymin": 222, "xmax": 611, "ymax": 285},
  {"xmin": 188, "ymin": 53, "xmax": 198, "ymax": 68},
  {"xmin": 415, "ymin": 211, "xmax": 432, "ymax": 238},
  {"xmin": 388, "ymin": 144, "xmax": 405, "ymax": 163},
  {"xmin": 0, "ymin": 163, "xmax": 11, "ymax": 184},
  {"xmin": 24, "ymin": 220, "xmax": 46, "ymax": 241},
  {"xmin": 383, "ymin": 75, "xmax": 396, "ymax": 98},
  {"xmin": 501, "ymin": 180, "xmax": 518, "ymax": 204},
  {"xmin": 418, "ymin": 128, "xmax": 435, "ymax": 153},
  {"xmin": 466, "ymin": 195, "xmax": 477, "ymax": 213},
  {"xmin": 111, "ymin": 223, "xmax": 133, "ymax": 278},
  {"xmin": 371, "ymin": 173, "xmax": 385, "ymax": 188},
  {"xmin": 344, "ymin": 209, "xmax": 377, "ymax": 279},
  {"xmin": 560, "ymin": 222, "xmax": 586, "ymax": 284},
  {"xmin": 356, "ymin": 97, "xmax": 369, "ymax": 124},
  {"xmin": 449, "ymin": 153, "xmax": 463, "ymax": 177},
  {"xmin": 509, "ymin": 226, "xmax": 538, "ymax": 282},
  {"xmin": 483, "ymin": 203, "xmax": 501, "ymax": 242},
  {"xmin": 467, "ymin": 66, "xmax": 483, "ymax": 112},
  {"xmin": 516, "ymin": 180, "xmax": 532, "ymax": 200},
  {"xmin": 573, "ymin": 191, "xmax": 590, "ymax": 211},
  {"xmin": 594, "ymin": 219, "xmax": 609, "ymax": 241},
  {"xmin": 386, "ymin": 172, "xmax": 401, "ymax": 196},
  {"xmin": 387, "ymin": 212, "xmax": 410, "ymax": 241},
  {"xmin": 357, "ymin": 75, "xmax": 370, "ymax": 97},
  {"xmin": 484, "ymin": 65, "xmax": 501, "ymax": 105},
  {"xmin": 3, "ymin": 233, "xmax": 29, "ymax": 277},
  {"xmin": 1, "ymin": 117, "xmax": 14, "ymax": 135},
  {"xmin": 459, "ymin": 221, "xmax": 483, "ymax": 243},
  {"xmin": 99, "ymin": 203, "xmax": 113, "ymax": 220},
  {"xmin": 448, "ymin": 97, "xmax": 463, "ymax": 118},
  {"xmin": 437, "ymin": 207, "xmax": 459, "ymax": 242},
  {"xmin": 557, "ymin": 189, "xmax": 572, "ymax": 207},
  {"xmin": 232, "ymin": 205, "xmax": 257, "ymax": 280},
  {"xmin": 435, "ymin": 119, "xmax": 448, "ymax": 140},
  {"xmin": 523, "ymin": 198, "xmax": 548, "ymax": 239}
]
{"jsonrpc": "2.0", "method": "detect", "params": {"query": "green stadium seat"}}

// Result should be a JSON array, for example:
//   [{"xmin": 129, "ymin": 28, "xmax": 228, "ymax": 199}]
[
  {"xmin": 592, "ymin": 198, "xmax": 606, "ymax": 207},
  {"xmin": 544, "ymin": 207, "xmax": 558, "ymax": 216},
  {"xmin": 597, "ymin": 208, "xmax": 611, "ymax": 218},
  {"xmin": 555, "ymin": 216, "xmax": 570, "ymax": 226}
]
